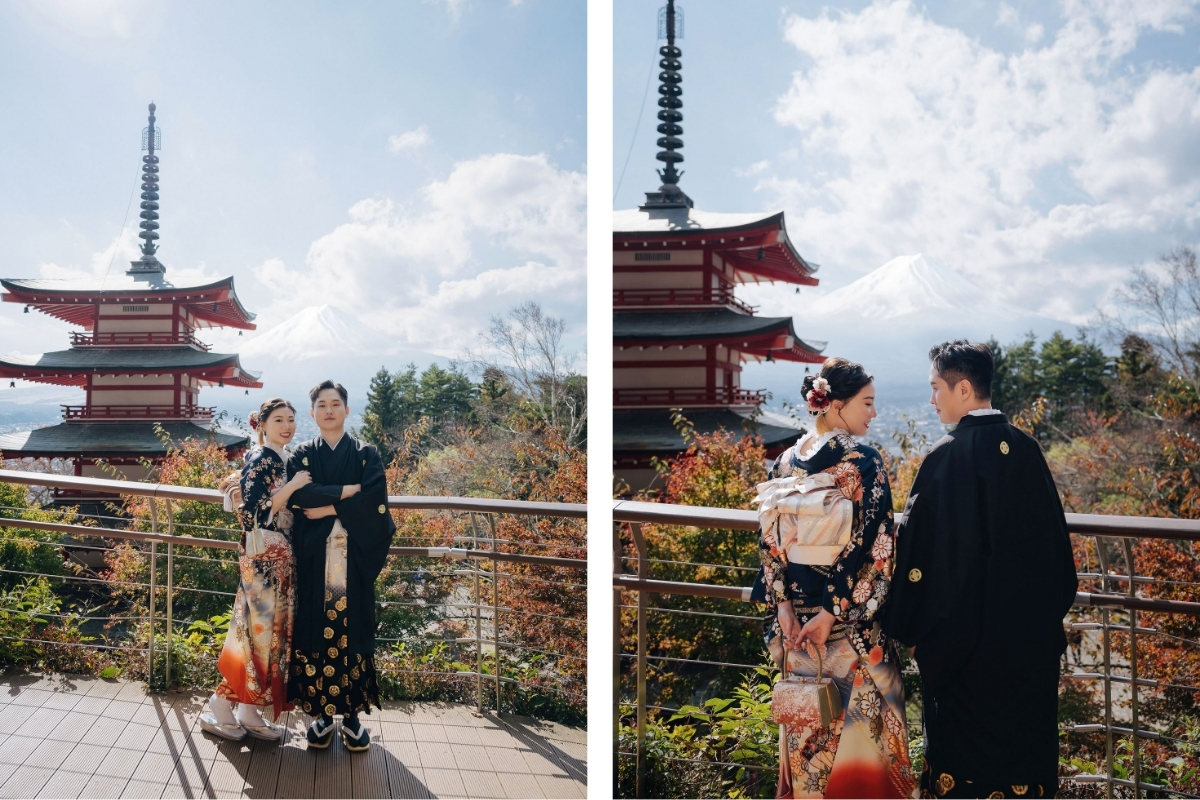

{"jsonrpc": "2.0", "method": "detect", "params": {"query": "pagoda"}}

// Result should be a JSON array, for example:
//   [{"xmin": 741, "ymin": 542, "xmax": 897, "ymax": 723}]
[
  {"xmin": 0, "ymin": 104, "xmax": 261, "ymax": 488},
  {"xmin": 614, "ymin": 1, "xmax": 826, "ymax": 490}
]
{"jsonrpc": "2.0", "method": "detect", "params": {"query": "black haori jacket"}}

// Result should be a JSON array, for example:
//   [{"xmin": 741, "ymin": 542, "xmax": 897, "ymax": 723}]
[
  {"xmin": 881, "ymin": 412, "xmax": 1078, "ymax": 782},
  {"xmin": 286, "ymin": 433, "xmax": 396, "ymax": 657}
]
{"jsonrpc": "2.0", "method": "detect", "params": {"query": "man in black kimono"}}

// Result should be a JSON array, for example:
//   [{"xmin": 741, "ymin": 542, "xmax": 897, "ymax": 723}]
[
  {"xmin": 286, "ymin": 380, "xmax": 395, "ymax": 751},
  {"xmin": 882, "ymin": 340, "xmax": 1078, "ymax": 798}
]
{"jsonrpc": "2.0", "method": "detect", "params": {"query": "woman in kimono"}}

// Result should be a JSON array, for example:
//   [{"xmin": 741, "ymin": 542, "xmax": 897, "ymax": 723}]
[
  {"xmin": 199, "ymin": 398, "xmax": 311, "ymax": 741},
  {"xmin": 751, "ymin": 358, "xmax": 916, "ymax": 799}
]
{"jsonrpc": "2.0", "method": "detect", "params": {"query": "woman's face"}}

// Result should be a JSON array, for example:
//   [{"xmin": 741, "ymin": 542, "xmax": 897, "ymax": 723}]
[
  {"xmin": 262, "ymin": 407, "xmax": 297, "ymax": 446},
  {"xmin": 830, "ymin": 382, "xmax": 876, "ymax": 437}
]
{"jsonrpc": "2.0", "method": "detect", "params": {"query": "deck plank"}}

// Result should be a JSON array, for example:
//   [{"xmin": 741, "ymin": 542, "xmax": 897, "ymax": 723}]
[{"xmin": 0, "ymin": 676, "xmax": 586, "ymax": 799}]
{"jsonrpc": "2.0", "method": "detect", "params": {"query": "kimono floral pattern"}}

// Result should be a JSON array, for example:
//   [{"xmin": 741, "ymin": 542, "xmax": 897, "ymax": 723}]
[
  {"xmin": 755, "ymin": 431, "xmax": 915, "ymax": 798},
  {"xmin": 214, "ymin": 446, "xmax": 296, "ymax": 720}
]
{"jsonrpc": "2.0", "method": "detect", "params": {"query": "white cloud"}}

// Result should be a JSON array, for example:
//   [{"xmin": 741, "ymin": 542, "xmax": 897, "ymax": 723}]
[
  {"xmin": 246, "ymin": 153, "xmax": 586, "ymax": 355},
  {"xmin": 386, "ymin": 125, "xmax": 431, "ymax": 154},
  {"xmin": 424, "ymin": 0, "xmax": 466, "ymax": 21},
  {"xmin": 735, "ymin": 160, "xmax": 771, "ymax": 177},
  {"xmin": 762, "ymin": 0, "xmax": 1200, "ymax": 322}
]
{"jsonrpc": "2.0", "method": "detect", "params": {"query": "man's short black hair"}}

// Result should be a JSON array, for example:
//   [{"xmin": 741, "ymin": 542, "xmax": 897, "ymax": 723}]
[
  {"xmin": 309, "ymin": 380, "xmax": 349, "ymax": 407},
  {"xmin": 929, "ymin": 340, "xmax": 993, "ymax": 400}
]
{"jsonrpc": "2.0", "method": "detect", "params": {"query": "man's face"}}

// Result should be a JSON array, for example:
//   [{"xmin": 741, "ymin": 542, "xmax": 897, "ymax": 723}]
[
  {"xmin": 311, "ymin": 388, "xmax": 349, "ymax": 432},
  {"xmin": 929, "ymin": 364, "xmax": 971, "ymax": 425}
]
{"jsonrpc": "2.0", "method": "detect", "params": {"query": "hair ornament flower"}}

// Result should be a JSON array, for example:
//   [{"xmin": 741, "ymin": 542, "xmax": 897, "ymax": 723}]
[
  {"xmin": 248, "ymin": 411, "xmax": 259, "ymax": 431},
  {"xmin": 806, "ymin": 376, "xmax": 832, "ymax": 415}
]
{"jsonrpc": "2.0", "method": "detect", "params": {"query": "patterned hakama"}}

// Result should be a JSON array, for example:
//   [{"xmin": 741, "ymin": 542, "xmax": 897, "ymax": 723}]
[
  {"xmin": 772, "ymin": 629, "xmax": 915, "ymax": 799},
  {"xmin": 290, "ymin": 520, "xmax": 380, "ymax": 717},
  {"xmin": 215, "ymin": 528, "xmax": 296, "ymax": 720}
]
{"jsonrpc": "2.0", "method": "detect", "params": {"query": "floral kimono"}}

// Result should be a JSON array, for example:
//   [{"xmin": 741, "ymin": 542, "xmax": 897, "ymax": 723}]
[
  {"xmin": 751, "ymin": 430, "xmax": 916, "ymax": 799},
  {"xmin": 215, "ymin": 444, "xmax": 296, "ymax": 720}
]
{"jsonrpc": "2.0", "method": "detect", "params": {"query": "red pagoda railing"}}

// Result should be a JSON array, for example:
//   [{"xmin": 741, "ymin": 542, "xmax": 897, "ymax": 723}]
[
  {"xmin": 614, "ymin": 288, "xmax": 757, "ymax": 315},
  {"xmin": 69, "ymin": 331, "xmax": 211, "ymax": 350},
  {"xmin": 62, "ymin": 405, "xmax": 215, "ymax": 421},
  {"xmin": 613, "ymin": 387, "xmax": 764, "ymax": 408}
]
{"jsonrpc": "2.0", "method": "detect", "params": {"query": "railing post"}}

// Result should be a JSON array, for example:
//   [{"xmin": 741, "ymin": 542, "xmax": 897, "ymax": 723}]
[
  {"xmin": 148, "ymin": 501, "xmax": 158, "ymax": 690},
  {"xmin": 1097, "ymin": 538, "xmax": 1114, "ymax": 798},
  {"xmin": 1123, "ymin": 538, "xmax": 1141, "ymax": 798},
  {"xmin": 472, "ymin": 513, "xmax": 483, "ymax": 713},
  {"xmin": 631, "ymin": 522, "xmax": 649, "ymax": 799},
  {"xmin": 487, "ymin": 514, "xmax": 501, "ymax": 714},
  {"xmin": 165, "ymin": 499, "xmax": 174, "ymax": 689},
  {"xmin": 614, "ymin": 522, "xmax": 623, "ymax": 788}
]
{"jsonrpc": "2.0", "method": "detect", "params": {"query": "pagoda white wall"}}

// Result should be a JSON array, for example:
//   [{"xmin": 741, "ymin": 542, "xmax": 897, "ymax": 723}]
[
  {"xmin": 613, "ymin": 250, "xmax": 704, "ymax": 266},
  {"xmin": 613, "ymin": 367, "xmax": 706, "ymax": 389},
  {"xmin": 95, "ymin": 303, "xmax": 175, "ymax": 334},
  {"xmin": 90, "ymin": 374, "xmax": 176, "ymax": 407},
  {"xmin": 79, "ymin": 461, "xmax": 154, "ymax": 481},
  {"xmin": 614, "ymin": 271, "xmax": 704, "ymax": 290}
]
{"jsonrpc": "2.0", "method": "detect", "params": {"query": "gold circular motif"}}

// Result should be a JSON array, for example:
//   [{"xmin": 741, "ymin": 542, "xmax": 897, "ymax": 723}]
[
  {"xmin": 1000, "ymin": 441, "xmax": 1010, "ymax": 455},
  {"xmin": 908, "ymin": 568, "xmax": 923, "ymax": 583},
  {"xmin": 305, "ymin": 664, "xmax": 316, "ymax": 677},
  {"xmin": 335, "ymin": 597, "xmax": 347, "ymax": 611},
  {"xmin": 323, "ymin": 665, "xmax": 335, "ymax": 678},
  {"xmin": 324, "ymin": 703, "xmax": 336, "ymax": 716},
  {"xmin": 303, "ymin": 701, "xmax": 312, "ymax": 712},
  {"xmin": 378, "ymin": 504, "xmax": 386, "ymax": 514},
  {"xmin": 937, "ymin": 773, "xmax": 956, "ymax": 795},
  {"xmin": 325, "ymin": 590, "xmax": 333, "ymax": 602},
  {"xmin": 327, "ymin": 609, "xmax": 337, "ymax": 620},
  {"xmin": 328, "ymin": 685, "xmax": 340, "ymax": 696},
  {"xmin": 307, "ymin": 686, "xmax": 316, "ymax": 697},
  {"xmin": 328, "ymin": 647, "xmax": 339, "ymax": 659},
  {"xmin": 1012, "ymin": 787, "xmax": 1029, "ymax": 797},
  {"xmin": 988, "ymin": 794, "xmax": 1005, "ymax": 799},
  {"xmin": 338, "ymin": 635, "xmax": 348, "ymax": 648},
  {"xmin": 350, "ymin": 667, "xmax": 360, "ymax": 680},
  {"xmin": 324, "ymin": 627, "xmax": 335, "ymax": 639}
]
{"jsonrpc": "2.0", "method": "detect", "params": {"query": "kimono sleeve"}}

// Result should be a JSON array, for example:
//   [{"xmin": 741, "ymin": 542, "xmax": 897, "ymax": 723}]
[
  {"xmin": 238, "ymin": 450, "xmax": 275, "ymax": 532},
  {"xmin": 286, "ymin": 444, "xmax": 342, "ymax": 508},
  {"xmin": 823, "ymin": 447, "xmax": 894, "ymax": 622},
  {"xmin": 335, "ymin": 444, "xmax": 396, "ymax": 581}
]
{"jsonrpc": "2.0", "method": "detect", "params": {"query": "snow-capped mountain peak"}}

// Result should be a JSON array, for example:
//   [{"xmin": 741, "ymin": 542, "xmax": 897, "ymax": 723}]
[
  {"xmin": 240, "ymin": 305, "xmax": 377, "ymax": 361},
  {"xmin": 814, "ymin": 254, "xmax": 1003, "ymax": 320}
]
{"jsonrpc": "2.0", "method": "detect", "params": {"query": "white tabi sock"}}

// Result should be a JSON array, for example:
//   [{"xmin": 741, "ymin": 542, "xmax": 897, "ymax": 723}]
[
  {"xmin": 209, "ymin": 693, "xmax": 237, "ymax": 726},
  {"xmin": 235, "ymin": 702, "xmax": 268, "ymax": 728}
]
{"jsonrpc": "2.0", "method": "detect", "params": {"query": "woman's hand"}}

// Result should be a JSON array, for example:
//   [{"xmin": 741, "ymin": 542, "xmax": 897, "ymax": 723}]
[
  {"xmin": 340, "ymin": 483, "xmax": 361, "ymax": 500},
  {"xmin": 304, "ymin": 505, "xmax": 337, "ymax": 520},
  {"xmin": 797, "ymin": 609, "xmax": 836, "ymax": 648},
  {"xmin": 777, "ymin": 603, "xmax": 803, "ymax": 652},
  {"xmin": 286, "ymin": 470, "xmax": 312, "ymax": 491}
]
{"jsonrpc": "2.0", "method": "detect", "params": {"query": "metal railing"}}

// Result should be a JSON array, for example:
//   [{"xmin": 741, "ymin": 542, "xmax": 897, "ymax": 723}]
[
  {"xmin": 612, "ymin": 499, "xmax": 1200, "ymax": 799},
  {"xmin": 0, "ymin": 469, "xmax": 586, "ymax": 718},
  {"xmin": 613, "ymin": 387, "xmax": 764, "ymax": 409}
]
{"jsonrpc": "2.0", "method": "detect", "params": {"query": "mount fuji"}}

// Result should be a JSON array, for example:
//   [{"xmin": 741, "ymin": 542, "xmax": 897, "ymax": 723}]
[
  {"xmin": 199, "ymin": 304, "xmax": 451, "ymax": 419},
  {"xmin": 744, "ymin": 254, "xmax": 1080, "ymax": 407}
]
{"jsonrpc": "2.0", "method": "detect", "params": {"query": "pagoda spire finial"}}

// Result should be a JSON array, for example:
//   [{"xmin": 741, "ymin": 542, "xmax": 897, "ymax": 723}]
[
  {"xmin": 641, "ymin": 0, "xmax": 693, "ymax": 210},
  {"xmin": 129, "ymin": 102, "xmax": 165, "ymax": 275}
]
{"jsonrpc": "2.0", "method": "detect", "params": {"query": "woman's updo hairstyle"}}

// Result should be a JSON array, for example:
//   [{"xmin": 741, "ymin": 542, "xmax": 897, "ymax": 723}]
[
  {"xmin": 801, "ymin": 357, "xmax": 873, "ymax": 432},
  {"xmin": 248, "ymin": 397, "xmax": 295, "ymax": 446}
]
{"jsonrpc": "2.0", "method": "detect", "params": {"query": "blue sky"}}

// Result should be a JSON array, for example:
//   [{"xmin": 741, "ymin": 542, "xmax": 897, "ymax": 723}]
[
  {"xmin": 614, "ymin": 0, "xmax": 1200, "ymax": 325},
  {"xmin": 0, "ymin": 0, "xmax": 586, "ymax": 368}
]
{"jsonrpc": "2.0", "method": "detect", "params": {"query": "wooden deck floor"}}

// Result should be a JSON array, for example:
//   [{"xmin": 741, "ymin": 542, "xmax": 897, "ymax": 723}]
[{"xmin": 0, "ymin": 673, "xmax": 586, "ymax": 799}]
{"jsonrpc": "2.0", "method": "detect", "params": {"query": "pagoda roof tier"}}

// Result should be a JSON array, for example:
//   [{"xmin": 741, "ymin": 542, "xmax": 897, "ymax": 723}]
[
  {"xmin": 1, "ymin": 275, "xmax": 256, "ymax": 330},
  {"xmin": 0, "ymin": 349, "xmax": 262, "ymax": 388},
  {"xmin": 614, "ymin": 408, "xmax": 803, "ymax": 458},
  {"xmin": 613, "ymin": 208, "xmax": 818, "ymax": 286},
  {"xmin": 0, "ymin": 421, "xmax": 248, "ymax": 459},
  {"xmin": 614, "ymin": 309, "xmax": 826, "ymax": 362}
]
